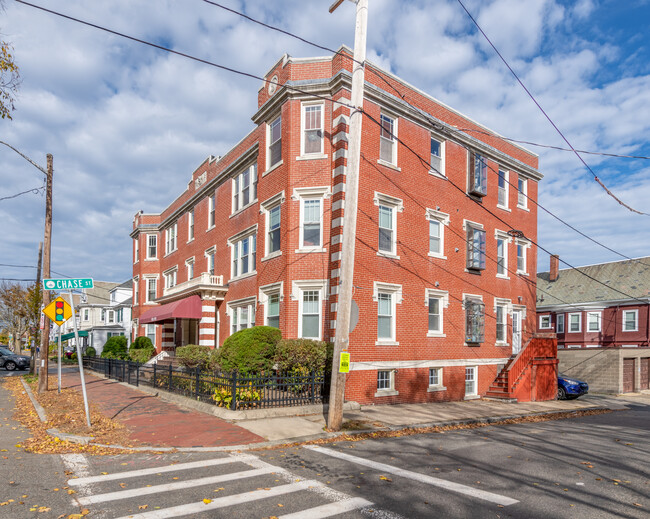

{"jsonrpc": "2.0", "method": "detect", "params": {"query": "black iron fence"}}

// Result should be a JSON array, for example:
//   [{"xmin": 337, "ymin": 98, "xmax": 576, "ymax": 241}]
[{"xmin": 82, "ymin": 357, "xmax": 326, "ymax": 410}]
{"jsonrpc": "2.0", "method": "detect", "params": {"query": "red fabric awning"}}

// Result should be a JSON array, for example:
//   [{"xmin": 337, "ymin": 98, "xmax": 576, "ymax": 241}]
[{"xmin": 139, "ymin": 295, "xmax": 202, "ymax": 324}]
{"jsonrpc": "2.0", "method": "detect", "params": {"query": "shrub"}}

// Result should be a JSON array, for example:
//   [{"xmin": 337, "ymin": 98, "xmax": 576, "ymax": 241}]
[
  {"xmin": 129, "ymin": 346, "xmax": 155, "ymax": 364},
  {"xmin": 85, "ymin": 346, "xmax": 96, "ymax": 357},
  {"xmin": 214, "ymin": 326, "xmax": 281, "ymax": 375},
  {"xmin": 274, "ymin": 338, "xmax": 333, "ymax": 374},
  {"xmin": 101, "ymin": 335, "xmax": 128, "ymax": 359},
  {"xmin": 131, "ymin": 336, "xmax": 153, "ymax": 350},
  {"xmin": 176, "ymin": 345, "xmax": 212, "ymax": 370},
  {"xmin": 212, "ymin": 382, "xmax": 262, "ymax": 409}
]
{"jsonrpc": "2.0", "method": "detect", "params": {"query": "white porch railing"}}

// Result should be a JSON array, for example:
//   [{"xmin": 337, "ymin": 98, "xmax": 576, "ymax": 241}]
[
  {"xmin": 162, "ymin": 272, "xmax": 224, "ymax": 298},
  {"xmin": 145, "ymin": 350, "xmax": 169, "ymax": 365}
]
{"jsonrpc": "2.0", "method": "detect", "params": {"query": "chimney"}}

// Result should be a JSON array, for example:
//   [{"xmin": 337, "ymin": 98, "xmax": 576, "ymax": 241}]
[{"xmin": 550, "ymin": 255, "xmax": 559, "ymax": 282}]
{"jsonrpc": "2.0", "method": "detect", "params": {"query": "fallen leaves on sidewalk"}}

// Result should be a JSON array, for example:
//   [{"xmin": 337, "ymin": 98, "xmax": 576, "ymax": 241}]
[{"xmin": 4, "ymin": 377, "xmax": 139, "ymax": 455}]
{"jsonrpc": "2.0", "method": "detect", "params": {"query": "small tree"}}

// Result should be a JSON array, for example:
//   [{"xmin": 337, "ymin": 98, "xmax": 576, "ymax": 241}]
[
  {"xmin": 130, "ymin": 336, "xmax": 153, "ymax": 350},
  {"xmin": 214, "ymin": 326, "xmax": 281, "ymax": 375},
  {"xmin": 85, "ymin": 346, "xmax": 96, "ymax": 357},
  {"xmin": 101, "ymin": 335, "xmax": 128, "ymax": 359}
]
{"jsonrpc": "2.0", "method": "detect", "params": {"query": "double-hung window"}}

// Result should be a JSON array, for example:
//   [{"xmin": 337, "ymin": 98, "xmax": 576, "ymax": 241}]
[
  {"xmin": 518, "ymin": 177, "xmax": 528, "ymax": 208},
  {"xmin": 146, "ymin": 324, "xmax": 156, "ymax": 347},
  {"xmin": 164, "ymin": 268, "xmax": 177, "ymax": 290},
  {"xmin": 495, "ymin": 230, "xmax": 510, "ymax": 278},
  {"xmin": 261, "ymin": 191, "xmax": 285, "ymax": 258},
  {"xmin": 185, "ymin": 258, "xmax": 194, "ymax": 280},
  {"xmin": 165, "ymin": 223, "xmax": 177, "ymax": 255},
  {"xmin": 465, "ymin": 366, "xmax": 477, "ymax": 396},
  {"xmin": 427, "ymin": 208, "xmax": 449, "ymax": 259},
  {"xmin": 293, "ymin": 187, "xmax": 330, "ymax": 252},
  {"xmin": 466, "ymin": 222, "xmax": 486, "ymax": 271},
  {"xmin": 497, "ymin": 169, "xmax": 509, "ymax": 208},
  {"xmin": 568, "ymin": 312, "xmax": 581, "ymax": 332},
  {"xmin": 83, "ymin": 308, "xmax": 89, "ymax": 322},
  {"xmin": 208, "ymin": 194, "xmax": 216, "ymax": 229},
  {"xmin": 374, "ymin": 282, "xmax": 402, "ymax": 344},
  {"xmin": 496, "ymin": 303, "xmax": 508, "ymax": 343},
  {"xmin": 229, "ymin": 227, "xmax": 257, "ymax": 279},
  {"xmin": 134, "ymin": 238, "xmax": 139, "ymax": 263},
  {"xmin": 465, "ymin": 296, "xmax": 485, "ymax": 344},
  {"xmin": 268, "ymin": 115, "xmax": 282, "ymax": 169},
  {"xmin": 377, "ymin": 370, "xmax": 391, "ymax": 391},
  {"xmin": 430, "ymin": 136, "xmax": 444, "ymax": 176},
  {"xmin": 623, "ymin": 310, "xmax": 638, "ymax": 332},
  {"xmin": 587, "ymin": 312, "xmax": 601, "ymax": 332},
  {"xmin": 539, "ymin": 315, "xmax": 552, "ymax": 329},
  {"xmin": 426, "ymin": 288, "xmax": 448, "ymax": 337},
  {"xmin": 516, "ymin": 239, "xmax": 529, "ymax": 274},
  {"xmin": 267, "ymin": 293, "xmax": 280, "ymax": 328},
  {"xmin": 468, "ymin": 151, "xmax": 487, "ymax": 197},
  {"xmin": 133, "ymin": 277, "xmax": 138, "ymax": 304},
  {"xmin": 205, "ymin": 247, "xmax": 215, "ymax": 275},
  {"xmin": 232, "ymin": 164, "xmax": 258, "ymax": 212},
  {"xmin": 146, "ymin": 235, "xmax": 157, "ymax": 260},
  {"xmin": 292, "ymin": 280, "xmax": 326, "ymax": 340},
  {"xmin": 302, "ymin": 103, "xmax": 324, "ymax": 155},
  {"xmin": 429, "ymin": 368, "xmax": 443, "ymax": 388},
  {"xmin": 146, "ymin": 278, "xmax": 157, "ymax": 303},
  {"xmin": 228, "ymin": 298, "xmax": 256, "ymax": 335},
  {"xmin": 556, "ymin": 314, "xmax": 565, "ymax": 333},
  {"xmin": 187, "ymin": 209, "xmax": 194, "ymax": 241},
  {"xmin": 379, "ymin": 113, "xmax": 397, "ymax": 165},
  {"xmin": 374, "ymin": 192, "xmax": 403, "ymax": 257}
]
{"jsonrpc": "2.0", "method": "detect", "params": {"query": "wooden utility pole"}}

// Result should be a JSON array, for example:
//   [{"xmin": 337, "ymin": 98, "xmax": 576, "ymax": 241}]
[
  {"xmin": 37, "ymin": 154, "xmax": 53, "ymax": 394},
  {"xmin": 327, "ymin": 0, "xmax": 368, "ymax": 430},
  {"xmin": 31, "ymin": 241, "xmax": 43, "ymax": 374}
]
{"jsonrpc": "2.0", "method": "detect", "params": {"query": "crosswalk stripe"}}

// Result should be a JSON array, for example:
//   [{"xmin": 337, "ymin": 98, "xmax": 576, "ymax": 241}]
[
  {"xmin": 68, "ymin": 454, "xmax": 256, "ymax": 486},
  {"xmin": 305, "ymin": 445, "xmax": 519, "ymax": 507},
  {"xmin": 77, "ymin": 467, "xmax": 272, "ymax": 506},
  {"xmin": 278, "ymin": 497, "xmax": 373, "ymax": 519},
  {"xmin": 113, "ymin": 480, "xmax": 321, "ymax": 519}
]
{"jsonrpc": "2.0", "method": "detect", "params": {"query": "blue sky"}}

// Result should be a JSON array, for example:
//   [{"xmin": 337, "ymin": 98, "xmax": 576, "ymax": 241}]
[{"xmin": 1, "ymin": 0, "xmax": 649, "ymax": 285}]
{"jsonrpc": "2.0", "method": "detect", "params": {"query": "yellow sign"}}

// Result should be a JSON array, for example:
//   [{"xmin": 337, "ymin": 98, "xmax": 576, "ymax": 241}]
[
  {"xmin": 339, "ymin": 352, "xmax": 350, "ymax": 373},
  {"xmin": 42, "ymin": 297, "xmax": 72, "ymax": 325}
]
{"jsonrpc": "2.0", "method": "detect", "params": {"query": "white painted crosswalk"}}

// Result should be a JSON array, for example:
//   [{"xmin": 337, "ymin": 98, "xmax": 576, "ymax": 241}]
[{"xmin": 62, "ymin": 450, "xmax": 392, "ymax": 519}]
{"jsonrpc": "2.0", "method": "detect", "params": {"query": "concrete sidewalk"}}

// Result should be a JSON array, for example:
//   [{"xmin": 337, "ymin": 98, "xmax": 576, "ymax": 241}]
[{"xmin": 24, "ymin": 367, "xmax": 650, "ymax": 451}]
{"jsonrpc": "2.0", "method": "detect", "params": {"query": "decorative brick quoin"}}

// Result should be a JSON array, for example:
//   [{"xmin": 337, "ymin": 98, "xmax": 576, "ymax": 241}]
[{"xmin": 131, "ymin": 46, "xmax": 555, "ymax": 405}]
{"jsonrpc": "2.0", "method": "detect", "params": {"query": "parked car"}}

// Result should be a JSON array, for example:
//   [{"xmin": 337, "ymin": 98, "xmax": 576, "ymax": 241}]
[
  {"xmin": 558, "ymin": 373, "xmax": 589, "ymax": 400},
  {"xmin": 0, "ymin": 346, "xmax": 30, "ymax": 371}
]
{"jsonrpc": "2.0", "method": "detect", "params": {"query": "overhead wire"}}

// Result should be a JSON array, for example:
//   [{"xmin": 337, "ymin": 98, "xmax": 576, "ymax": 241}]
[
  {"xmin": 0, "ymin": 184, "xmax": 46, "ymax": 202},
  {"xmin": 15, "ymin": 0, "xmax": 648, "ymax": 304}
]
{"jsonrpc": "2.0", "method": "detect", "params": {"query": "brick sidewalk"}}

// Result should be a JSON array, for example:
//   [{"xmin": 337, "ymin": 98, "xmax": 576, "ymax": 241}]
[{"xmin": 61, "ymin": 371, "xmax": 264, "ymax": 448}]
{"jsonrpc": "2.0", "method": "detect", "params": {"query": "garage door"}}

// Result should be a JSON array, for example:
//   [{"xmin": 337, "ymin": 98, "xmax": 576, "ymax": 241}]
[
  {"xmin": 623, "ymin": 358, "xmax": 635, "ymax": 393},
  {"xmin": 640, "ymin": 358, "xmax": 649, "ymax": 390}
]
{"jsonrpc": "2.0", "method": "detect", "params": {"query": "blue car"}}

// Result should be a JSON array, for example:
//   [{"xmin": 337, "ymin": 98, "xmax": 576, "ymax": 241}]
[{"xmin": 558, "ymin": 373, "xmax": 589, "ymax": 400}]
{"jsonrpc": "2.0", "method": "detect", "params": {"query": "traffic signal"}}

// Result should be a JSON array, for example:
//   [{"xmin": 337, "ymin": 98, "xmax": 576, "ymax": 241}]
[{"xmin": 55, "ymin": 301, "xmax": 65, "ymax": 323}]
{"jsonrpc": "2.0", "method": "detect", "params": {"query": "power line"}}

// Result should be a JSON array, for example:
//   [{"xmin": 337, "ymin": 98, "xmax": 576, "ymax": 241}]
[
  {"xmin": 0, "ymin": 184, "xmax": 46, "ymax": 202},
  {"xmin": 454, "ymin": 0, "xmax": 648, "ymax": 217},
  {"xmin": 17, "ymin": 1, "xmax": 647, "ymax": 303}
]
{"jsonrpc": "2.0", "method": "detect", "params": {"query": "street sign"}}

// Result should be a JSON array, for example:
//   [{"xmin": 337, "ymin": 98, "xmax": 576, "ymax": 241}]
[
  {"xmin": 339, "ymin": 352, "xmax": 350, "ymax": 373},
  {"xmin": 43, "ymin": 278, "xmax": 94, "ymax": 290},
  {"xmin": 42, "ymin": 297, "xmax": 72, "ymax": 325}
]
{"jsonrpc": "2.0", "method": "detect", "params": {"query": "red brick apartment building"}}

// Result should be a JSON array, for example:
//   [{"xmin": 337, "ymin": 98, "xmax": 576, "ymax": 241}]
[
  {"xmin": 131, "ymin": 47, "xmax": 555, "ymax": 405},
  {"xmin": 537, "ymin": 256, "xmax": 650, "ymax": 393}
]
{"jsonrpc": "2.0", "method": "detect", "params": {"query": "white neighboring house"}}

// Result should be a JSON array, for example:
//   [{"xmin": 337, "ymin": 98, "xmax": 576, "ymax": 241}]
[{"xmin": 57, "ymin": 280, "xmax": 133, "ymax": 355}]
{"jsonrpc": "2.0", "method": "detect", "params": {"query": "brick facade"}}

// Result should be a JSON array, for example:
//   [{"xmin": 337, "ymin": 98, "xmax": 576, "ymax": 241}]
[{"xmin": 131, "ymin": 47, "xmax": 544, "ymax": 404}]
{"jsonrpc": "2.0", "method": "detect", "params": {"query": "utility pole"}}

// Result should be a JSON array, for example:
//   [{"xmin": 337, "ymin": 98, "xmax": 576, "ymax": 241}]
[
  {"xmin": 327, "ymin": 0, "xmax": 368, "ymax": 430},
  {"xmin": 37, "ymin": 154, "xmax": 53, "ymax": 394},
  {"xmin": 31, "ymin": 241, "xmax": 43, "ymax": 375}
]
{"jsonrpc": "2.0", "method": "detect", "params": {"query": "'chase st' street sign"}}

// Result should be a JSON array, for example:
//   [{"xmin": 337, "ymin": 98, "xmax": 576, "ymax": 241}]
[{"xmin": 43, "ymin": 278, "xmax": 94, "ymax": 290}]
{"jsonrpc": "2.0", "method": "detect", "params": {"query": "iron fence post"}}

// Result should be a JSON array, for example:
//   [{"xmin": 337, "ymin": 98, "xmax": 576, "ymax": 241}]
[
  {"xmin": 153, "ymin": 362, "xmax": 157, "ymax": 387},
  {"xmin": 195, "ymin": 366, "xmax": 200, "ymax": 400},
  {"xmin": 230, "ymin": 371, "xmax": 237, "ymax": 410},
  {"xmin": 168, "ymin": 363, "xmax": 173, "ymax": 391},
  {"xmin": 136, "ymin": 362, "xmax": 140, "ymax": 387},
  {"xmin": 311, "ymin": 371, "xmax": 316, "ymax": 404}
]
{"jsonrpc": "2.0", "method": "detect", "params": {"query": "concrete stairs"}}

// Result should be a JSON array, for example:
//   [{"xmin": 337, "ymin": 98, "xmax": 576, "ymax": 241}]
[{"xmin": 485, "ymin": 356, "xmax": 518, "ymax": 402}]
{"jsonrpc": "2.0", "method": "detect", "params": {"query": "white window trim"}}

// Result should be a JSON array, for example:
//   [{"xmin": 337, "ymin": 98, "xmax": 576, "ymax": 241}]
[
  {"xmin": 143, "ymin": 274, "xmax": 159, "ymax": 304},
  {"xmin": 427, "ymin": 367, "xmax": 446, "ymax": 392},
  {"xmin": 265, "ymin": 114, "xmax": 283, "ymax": 174},
  {"xmin": 429, "ymin": 135, "xmax": 446, "ymax": 178},
  {"xmin": 375, "ymin": 369, "xmax": 398, "ymax": 397},
  {"xmin": 464, "ymin": 366, "xmax": 478, "ymax": 399},
  {"xmin": 587, "ymin": 311, "xmax": 602, "ymax": 332},
  {"xmin": 497, "ymin": 168, "xmax": 510, "ymax": 210},
  {"xmin": 517, "ymin": 177, "xmax": 529, "ymax": 209},
  {"xmin": 539, "ymin": 314, "xmax": 552, "ymax": 330},
  {"xmin": 187, "ymin": 209, "xmax": 194, "ymax": 243},
  {"xmin": 622, "ymin": 309, "xmax": 638, "ymax": 332},
  {"xmin": 163, "ymin": 265, "xmax": 178, "ymax": 290},
  {"xmin": 568, "ymin": 312, "xmax": 582, "ymax": 333},
  {"xmin": 556, "ymin": 313, "xmax": 565, "ymax": 334},
  {"xmin": 205, "ymin": 246, "xmax": 216, "ymax": 275},
  {"xmin": 515, "ymin": 238, "xmax": 531, "ymax": 275},
  {"xmin": 425, "ymin": 288, "xmax": 449, "ymax": 337},
  {"xmin": 134, "ymin": 237, "xmax": 139, "ymax": 264},
  {"xmin": 207, "ymin": 194, "xmax": 216, "ymax": 230},
  {"xmin": 374, "ymin": 192, "xmax": 404, "ymax": 259},
  {"xmin": 145, "ymin": 234, "xmax": 157, "ymax": 260},
  {"xmin": 567, "ymin": 344, "xmax": 582, "ymax": 349},
  {"xmin": 226, "ymin": 296, "xmax": 257, "ymax": 336},
  {"xmin": 292, "ymin": 186, "xmax": 331, "ymax": 253},
  {"xmin": 228, "ymin": 225, "xmax": 258, "ymax": 280},
  {"xmin": 185, "ymin": 256, "xmax": 195, "ymax": 280},
  {"xmin": 373, "ymin": 281, "xmax": 402, "ymax": 345},
  {"xmin": 82, "ymin": 308, "xmax": 90, "ymax": 322},
  {"xmin": 494, "ymin": 229, "xmax": 512, "ymax": 279},
  {"xmin": 133, "ymin": 276, "xmax": 139, "ymax": 305},
  {"xmin": 291, "ymin": 279, "xmax": 327, "ymax": 341},
  {"xmin": 260, "ymin": 191, "xmax": 285, "ymax": 259},
  {"xmin": 426, "ymin": 208, "xmax": 449, "ymax": 259},
  {"xmin": 378, "ymin": 112, "xmax": 398, "ymax": 168},
  {"xmin": 259, "ymin": 281, "xmax": 284, "ymax": 328},
  {"xmin": 299, "ymin": 101, "xmax": 326, "ymax": 158},
  {"xmin": 165, "ymin": 223, "xmax": 178, "ymax": 256},
  {"xmin": 494, "ymin": 297, "xmax": 512, "ymax": 346},
  {"xmin": 231, "ymin": 164, "xmax": 258, "ymax": 215}
]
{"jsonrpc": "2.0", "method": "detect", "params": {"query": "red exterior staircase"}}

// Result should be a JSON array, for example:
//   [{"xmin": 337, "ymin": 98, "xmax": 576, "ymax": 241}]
[{"xmin": 486, "ymin": 333, "xmax": 558, "ymax": 402}]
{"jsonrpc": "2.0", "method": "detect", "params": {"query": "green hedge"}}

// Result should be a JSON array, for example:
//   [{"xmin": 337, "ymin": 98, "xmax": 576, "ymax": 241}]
[
  {"xmin": 131, "ymin": 336, "xmax": 153, "ymax": 350},
  {"xmin": 215, "ymin": 326, "xmax": 281, "ymax": 375},
  {"xmin": 274, "ymin": 339, "xmax": 333, "ymax": 374},
  {"xmin": 85, "ymin": 346, "xmax": 96, "ymax": 357},
  {"xmin": 101, "ymin": 336, "xmax": 128, "ymax": 359},
  {"xmin": 176, "ymin": 345, "xmax": 213, "ymax": 370},
  {"xmin": 129, "ymin": 346, "xmax": 155, "ymax": 364}
]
